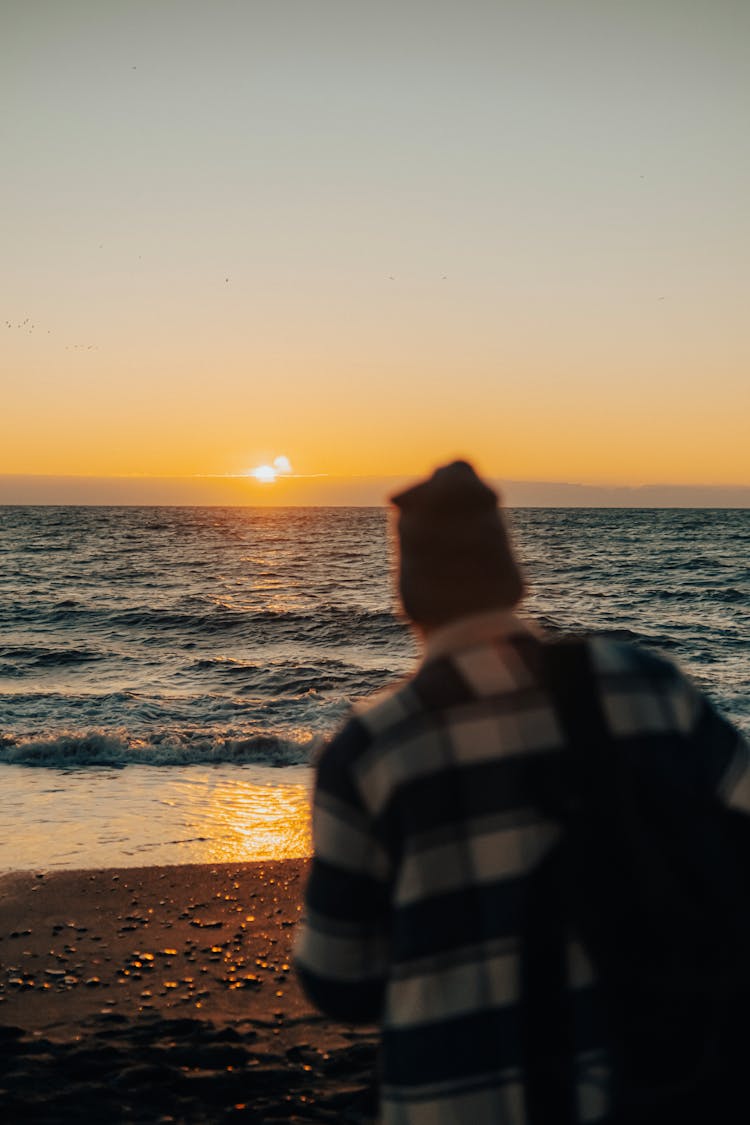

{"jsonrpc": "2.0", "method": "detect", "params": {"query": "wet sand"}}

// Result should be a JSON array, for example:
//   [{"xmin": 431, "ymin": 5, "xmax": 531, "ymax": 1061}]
[{"xmin": 0, "ymin": 860, "xmax": 377, "ymax": 1123}]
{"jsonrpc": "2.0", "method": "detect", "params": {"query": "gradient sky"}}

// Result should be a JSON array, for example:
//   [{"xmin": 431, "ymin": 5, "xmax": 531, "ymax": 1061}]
[{"xmin": 3, "ymin": 0, "xmax": 748, "ymax": 495}]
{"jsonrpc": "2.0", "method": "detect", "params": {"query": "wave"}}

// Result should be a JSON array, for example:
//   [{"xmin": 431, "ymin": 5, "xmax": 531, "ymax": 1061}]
[
  {"xmin": 0, "ymin": 645, "xmax": 105, "ymax": 666},
  {"xmin": 654, "ymin": 586, "xmax": 748, "ymax": 604},
  {"xmin": 0, "ymin": 663, "xmax": 25, "ymax": 678},
  {"xmin": 183, "ymin": 656, "xmax": 400, "ymax": 696},
  {"xmin": 117, "ymin": 604, "xmax": 408, "ymax": 644},
  {"xmin": 714, "ymin": 587, "xmax": 748, "ymax": 604},
  {"xmin": 1, "ymin": 600, "xmax": 410, "ymax": 647},
  {"xmin": 0, "ymin": 728, "xmax": 315, "ymax": 769},
  {"xmin": 530, "ymin": 616, "xmax": 681, "ymax": 651}
]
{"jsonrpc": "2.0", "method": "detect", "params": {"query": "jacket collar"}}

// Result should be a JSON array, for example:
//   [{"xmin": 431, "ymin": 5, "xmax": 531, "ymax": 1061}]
[{"xmin": 421, "ymin": 608, "xmax": 540, "ymax": 664}]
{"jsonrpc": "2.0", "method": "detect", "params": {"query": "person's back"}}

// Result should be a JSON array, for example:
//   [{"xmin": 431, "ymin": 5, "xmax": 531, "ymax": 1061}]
[{"xmin": 294, "ymin": 462, "xmax": 750, "ymax": 1124}]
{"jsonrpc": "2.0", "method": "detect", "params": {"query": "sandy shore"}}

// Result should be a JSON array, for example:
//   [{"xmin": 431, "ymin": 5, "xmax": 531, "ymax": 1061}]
[{"xmin": 0, "ymin": 861, "xmax": 377, "ymax": 1123}]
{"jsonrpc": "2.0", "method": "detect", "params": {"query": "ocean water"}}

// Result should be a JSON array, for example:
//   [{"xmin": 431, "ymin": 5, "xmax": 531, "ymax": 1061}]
[{"xmin": 1, "ymin": 506, "xmax": 748, "ymax": 869}]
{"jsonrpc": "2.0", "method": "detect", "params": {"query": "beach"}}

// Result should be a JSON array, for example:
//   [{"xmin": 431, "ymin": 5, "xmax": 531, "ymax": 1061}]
[{"xmin": 0, "ymin": 860, "xmax": 377, "ymax": 1123}]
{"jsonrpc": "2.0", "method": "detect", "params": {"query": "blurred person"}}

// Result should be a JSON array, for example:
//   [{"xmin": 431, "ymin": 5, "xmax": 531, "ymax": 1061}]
[{"xmin": 295, "ymin": 461, "xmax": 750, "ymax": 1124}]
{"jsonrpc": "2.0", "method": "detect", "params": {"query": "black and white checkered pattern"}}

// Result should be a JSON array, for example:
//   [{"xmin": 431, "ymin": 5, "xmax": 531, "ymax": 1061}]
[{"xmin": 295, "ymin": 613, "xmax": 749, "ymax": 1124}]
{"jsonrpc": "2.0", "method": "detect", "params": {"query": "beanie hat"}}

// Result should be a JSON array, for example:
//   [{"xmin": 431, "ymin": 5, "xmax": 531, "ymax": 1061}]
[{"xmin": 391, "ymin": 461, "xmax": 524, "ymax": 626}]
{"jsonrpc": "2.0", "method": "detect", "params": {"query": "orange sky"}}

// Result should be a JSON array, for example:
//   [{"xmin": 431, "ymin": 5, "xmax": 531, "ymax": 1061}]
[{"xmin": 3, "ymin": 1, "xmax": 748, "ymax": 491}]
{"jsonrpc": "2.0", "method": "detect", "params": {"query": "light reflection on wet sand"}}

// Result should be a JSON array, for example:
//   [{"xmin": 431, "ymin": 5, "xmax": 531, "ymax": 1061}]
[{"xmin": 0, "ymin": 763, "xmax": 312, "ymax": 871}]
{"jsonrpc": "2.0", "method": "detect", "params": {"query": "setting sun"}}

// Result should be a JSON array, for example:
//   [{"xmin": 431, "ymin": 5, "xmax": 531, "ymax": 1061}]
[
  {"xmin": 249, "ymin": 456, "xmax": 293, "ymax": 483},
  {"xmin": 252, "ymin": 465, "xmax": 277, "ymax": 483}
]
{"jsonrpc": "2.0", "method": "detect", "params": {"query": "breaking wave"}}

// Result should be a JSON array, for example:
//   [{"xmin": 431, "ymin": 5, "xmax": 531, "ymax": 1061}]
[{"xmin": 0, "ymin": 729, "xmax": 315, "ymax": 769}]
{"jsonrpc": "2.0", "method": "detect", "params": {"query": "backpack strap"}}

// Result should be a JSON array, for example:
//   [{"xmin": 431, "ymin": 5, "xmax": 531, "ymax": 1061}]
[
  {"xmin": 519, "ymin": 637, "xmax": 604, "ymax": 1125},
  {"xmin": 521, "ymin": 843, "xmax": 577, "ymax": 1125}
]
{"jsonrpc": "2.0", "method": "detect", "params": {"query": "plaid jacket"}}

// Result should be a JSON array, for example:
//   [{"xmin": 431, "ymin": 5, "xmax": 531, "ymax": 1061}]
[{"xmin": 294, "ymin": 611, "xmax": 750, "ymax": 1124}]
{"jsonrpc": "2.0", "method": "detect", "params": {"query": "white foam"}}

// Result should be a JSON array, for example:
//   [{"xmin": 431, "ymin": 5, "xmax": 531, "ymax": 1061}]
[{"xmin": 0, "ymin": 728, "xmax": 314, "ymax": 768}]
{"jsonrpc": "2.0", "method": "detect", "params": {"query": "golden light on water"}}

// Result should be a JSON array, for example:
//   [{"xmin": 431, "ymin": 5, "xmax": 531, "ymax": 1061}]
[
  {"xmin": 209, "ymin": 779, "xmax": 312, "ymax": 862},
  {"xmin": 0, "ymin": 766, "xmax": 313, "ymax": 872}
]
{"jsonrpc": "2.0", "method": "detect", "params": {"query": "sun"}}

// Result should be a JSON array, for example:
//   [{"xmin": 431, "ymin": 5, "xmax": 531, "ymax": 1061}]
[
  {"xmin": 248, "ymin": 455, "xmax": 293, "ymax": 483},
  {"xmin": 252, "ymin": 464, "xmax": 277, "ymax": 482}
]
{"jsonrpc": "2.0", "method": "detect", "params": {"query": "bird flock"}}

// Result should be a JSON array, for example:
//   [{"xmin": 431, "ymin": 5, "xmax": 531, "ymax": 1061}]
[
  {"xmin": 5, "ymin": 271, "xmax": 457, "ymax": 355},
  {"xmin": 5, "ymin": 319, "xmax": 98, "ymax": 350}
]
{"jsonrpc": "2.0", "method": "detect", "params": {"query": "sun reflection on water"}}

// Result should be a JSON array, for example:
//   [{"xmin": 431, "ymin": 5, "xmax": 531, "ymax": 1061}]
[
  {"xmin": 207, "ymin": 775, "xmax": 312, "ymax": 862},
  {"xmin": 0, "ymin": 764, "xmax": 313, "ymax": 872}
]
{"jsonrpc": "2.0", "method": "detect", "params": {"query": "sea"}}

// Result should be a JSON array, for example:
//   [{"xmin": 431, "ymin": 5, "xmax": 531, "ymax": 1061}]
[{"xmin": 1, "ymin": 506, "xmax": 748, "ymax": 872}]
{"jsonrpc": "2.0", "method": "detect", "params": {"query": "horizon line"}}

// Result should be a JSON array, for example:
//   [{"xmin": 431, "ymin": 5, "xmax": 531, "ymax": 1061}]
[{"xmin": 2, "ymin": 472, "xmax": 749, "ymax": 490}]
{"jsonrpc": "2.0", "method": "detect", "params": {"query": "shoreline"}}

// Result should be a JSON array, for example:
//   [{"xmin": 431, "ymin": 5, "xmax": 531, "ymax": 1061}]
[
  {"xmin": 0, "ymin": 763, "xmax": 314, "ymax": 874},
  {"xmin": 0, "ymin": 860, "xmax": 377, "ymax": 1123}
]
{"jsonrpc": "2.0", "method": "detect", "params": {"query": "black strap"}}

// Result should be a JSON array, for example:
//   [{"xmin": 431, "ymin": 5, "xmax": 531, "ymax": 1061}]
[
  {"xmin": 521, "ymin": 843, "xmax": 577, "ymax": 1125},
  {"xmin": 519, "ymin": 638, "xmax": 609, "ymax": 1125}
]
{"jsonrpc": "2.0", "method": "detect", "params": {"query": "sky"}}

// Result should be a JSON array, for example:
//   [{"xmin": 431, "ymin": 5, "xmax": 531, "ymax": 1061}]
[{"xmin": 3, "ymin": 0, "xmax": 749, "ymax": 503}]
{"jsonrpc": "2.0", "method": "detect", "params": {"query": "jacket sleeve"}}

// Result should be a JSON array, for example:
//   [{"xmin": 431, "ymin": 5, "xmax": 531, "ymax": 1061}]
[
  {"xmin": 667, "ymin": 663, "xmax": 750, "ymax": 812},
  {"xmin": 701, "ymin": 702, "xmax": 750, "ymax": 816},
  {"xmin": 294, "ymin": 718, "xmax": 391, "ymax": 1023}
]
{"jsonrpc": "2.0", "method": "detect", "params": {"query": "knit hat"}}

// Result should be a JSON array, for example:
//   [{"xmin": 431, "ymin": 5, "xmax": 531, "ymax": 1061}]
[{"xmin": 391, "ymin": 461, "xmax": 524, "ymax": 626}]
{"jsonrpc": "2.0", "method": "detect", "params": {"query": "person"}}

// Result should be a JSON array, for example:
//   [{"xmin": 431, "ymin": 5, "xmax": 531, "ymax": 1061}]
[{"xmin": 294, "ymin": 461, "xmax": 750, "ymax": 1124}]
